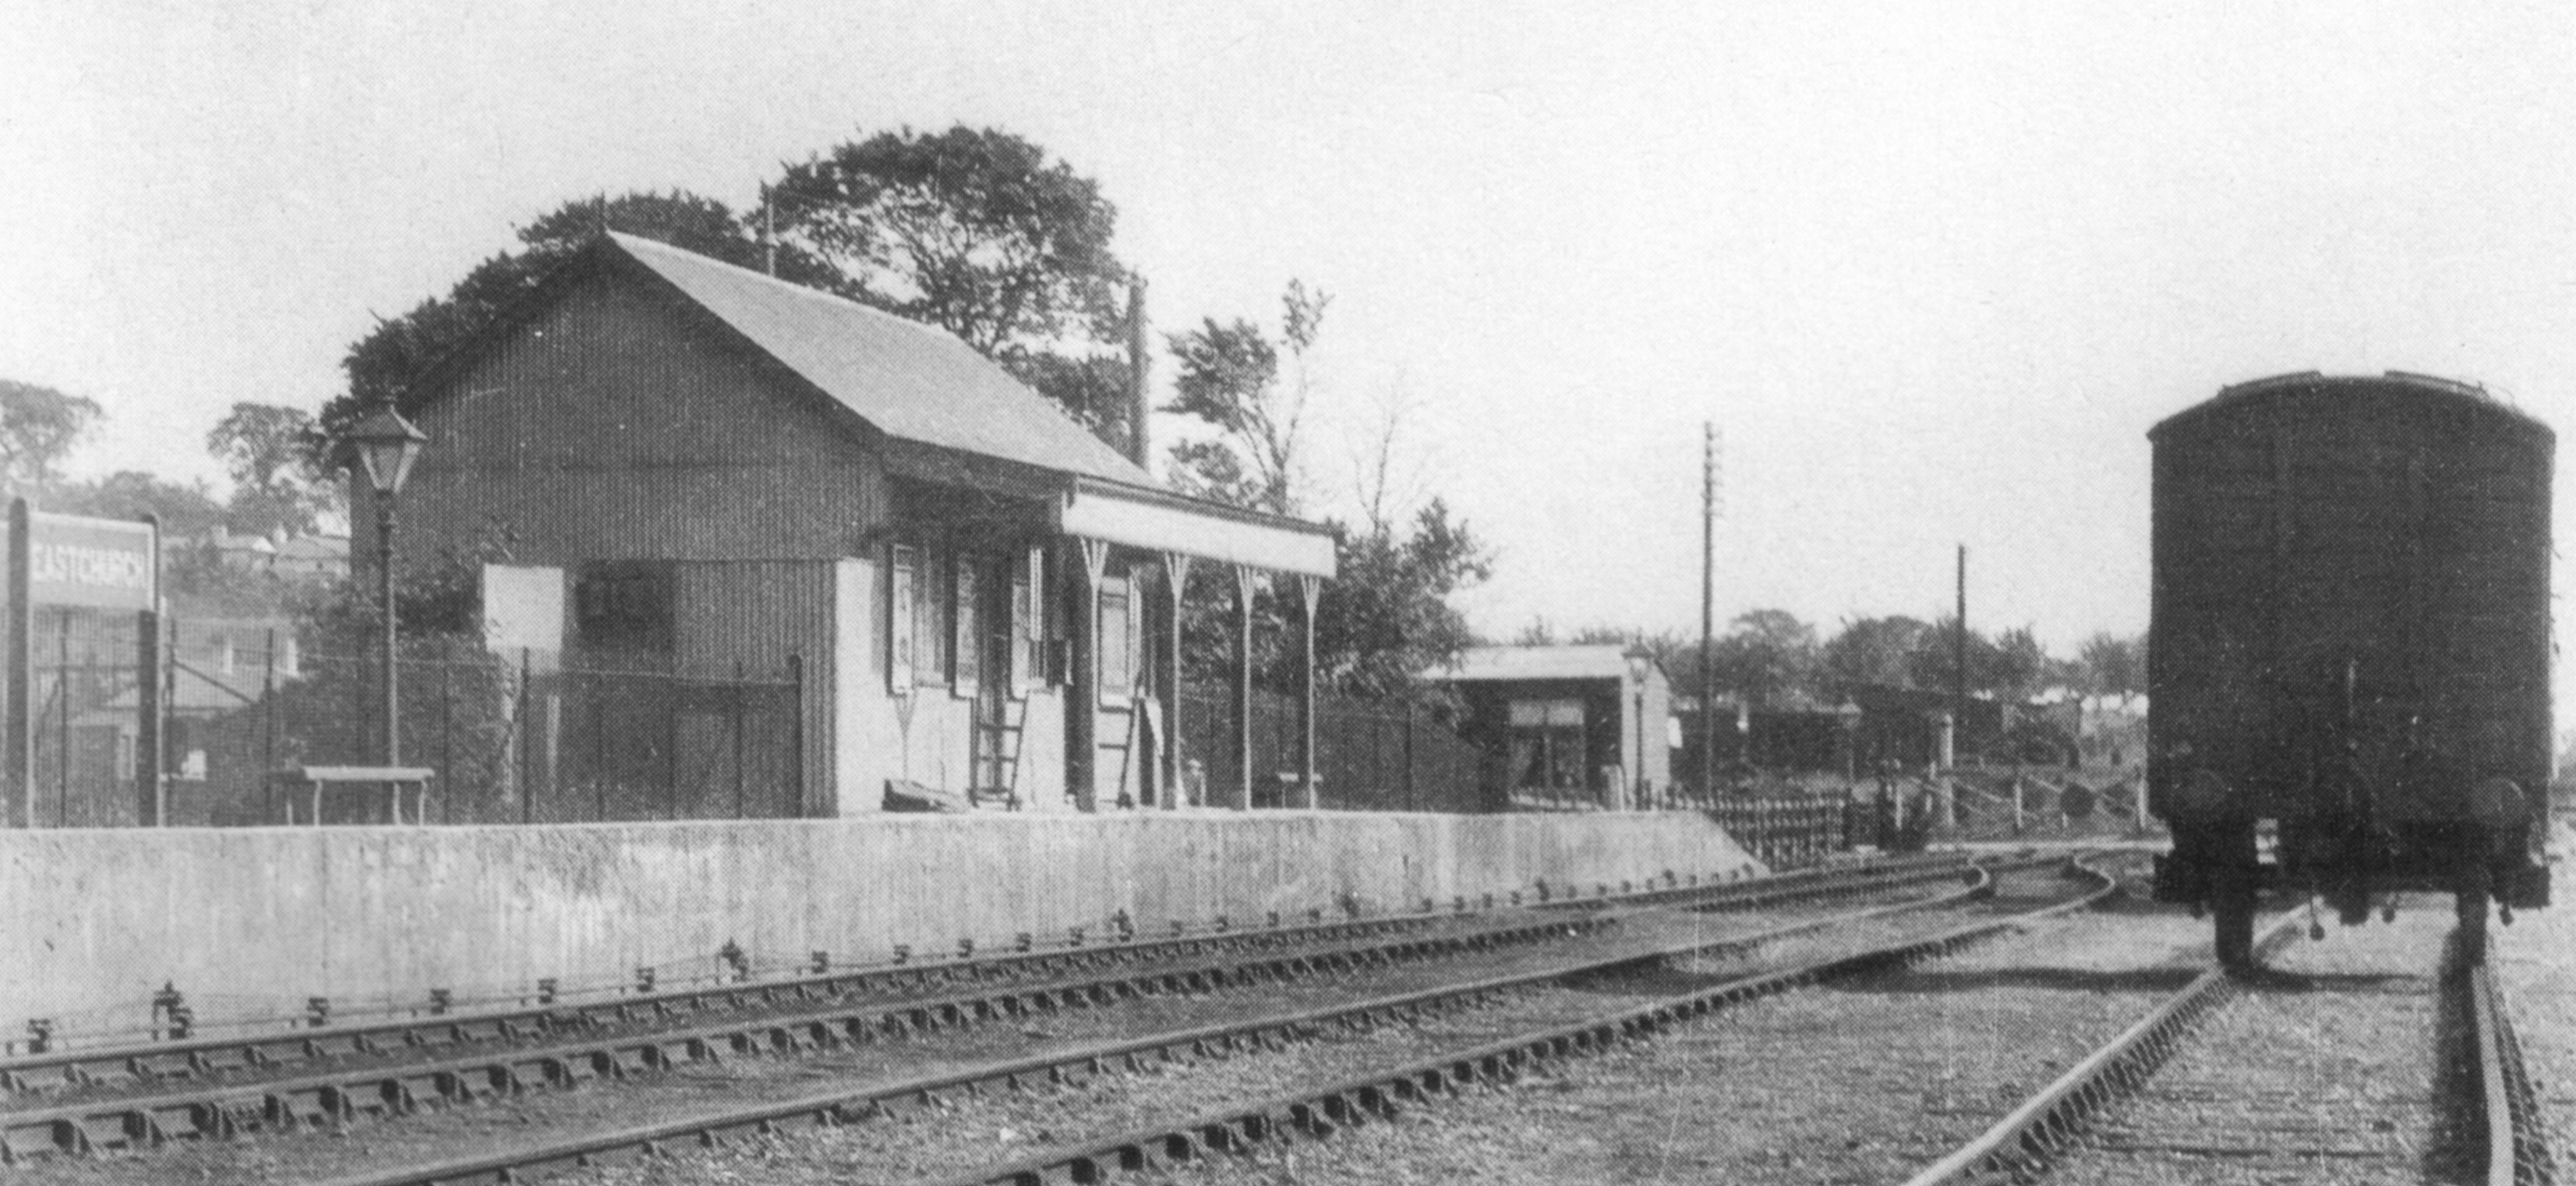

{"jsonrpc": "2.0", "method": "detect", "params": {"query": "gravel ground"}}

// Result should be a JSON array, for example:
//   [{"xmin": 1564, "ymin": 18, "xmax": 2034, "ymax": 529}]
[
  {"xmin": 16, "ymin": 886, "xmax": 1972, "ymax": 1184},
  {"xmin": 2046, "ymin": 898, "xmax": 2470, "ymax": 1186},
  {"xmin": 2492, "ymin": 828, "xmax": 2574, "ymax": 1165},
  {"xmin": 1106, "ymin": 902, "xmax": 2213, "ymax": 1186}
]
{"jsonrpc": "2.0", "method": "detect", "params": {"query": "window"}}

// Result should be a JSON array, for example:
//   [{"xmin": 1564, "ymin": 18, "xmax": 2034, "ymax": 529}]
[
  {"xmin": 889, "ymin": 545, "xmax": 917, "ymax": 693},
  {"xmin": 952, "ymin": 556, "xmax": 981, "ymax": 696},
  {"xmin": 574, "ymin": 562, "xmax": 675, "ymax": 652},
  {"xmin": 912, "ymin": 546, "xmax": 949, "ymax": 687},
  {"xmin": 1011, "ymin": 547, "xmax": 1039, "ymax": 696},
  {"xmin": 1097, "ymin": 575, "xmax": 1134, "ymax": 702},
  {"xmin": 1507, "ymin": 699, "xmax": 1588, "ymax": 795}
]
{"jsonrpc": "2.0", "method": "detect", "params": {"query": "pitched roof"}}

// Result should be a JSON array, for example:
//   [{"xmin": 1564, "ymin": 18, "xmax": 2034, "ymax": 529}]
[
  {"xmin": 1429, "ymin": 644, "xmax": 1649, "ymax": 684},
  {"xmin": 604, "ymin": 232, "xmax": 1154, "ymax": 486}
]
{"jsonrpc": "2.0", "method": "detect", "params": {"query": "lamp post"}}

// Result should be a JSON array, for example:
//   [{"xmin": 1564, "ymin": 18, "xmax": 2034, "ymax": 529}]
[
  {"xmin": 1624, "ymin": 649, "xmax": 1652, "ymax": 811},
  {"xmin": 1833, "ymin": 699, "xmax": 1863, "ymax": 784},
  {"xmin": 347, "ymin": 409, "xmax": 427, "ymax": 767}
]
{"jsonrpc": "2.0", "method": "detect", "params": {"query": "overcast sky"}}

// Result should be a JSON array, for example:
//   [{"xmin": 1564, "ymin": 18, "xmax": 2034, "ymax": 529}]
[{"xmin": 6, "ymin": 2, "xmax": 2574, "ymax": 679}]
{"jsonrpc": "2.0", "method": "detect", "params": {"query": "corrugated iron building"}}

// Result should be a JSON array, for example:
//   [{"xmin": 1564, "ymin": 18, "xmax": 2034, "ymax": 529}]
[
  {"xmin": 1426, "ymin": 644, "xmax": 1670, "ymax": 809},
  {"xmin": 363, "ymin": 233, "xmax": 1336, "ymax": 816}
]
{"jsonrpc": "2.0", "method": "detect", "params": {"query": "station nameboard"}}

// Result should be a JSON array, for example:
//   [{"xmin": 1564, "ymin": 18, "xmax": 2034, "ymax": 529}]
[{"xmin": 23, "ymin": 512, "xmax": 157, "ymax": 611}]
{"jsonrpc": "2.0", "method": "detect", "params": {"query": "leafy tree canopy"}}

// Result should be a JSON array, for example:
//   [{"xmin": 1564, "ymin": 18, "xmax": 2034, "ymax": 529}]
[
  {"xmin": 766, "ymin": 126, "xmax": 1127, "ymax": 354},
  {"xmin": 767, "ymin": 126, "xmax": 1140, "ymax": 452},
  {"xmin": 321, "ymin": 189, "xmax": 812, "ymax": 463},
  {"xmin": 2077, "ymin": 631, "xmax": 2146, "ymax": 707},
  {"xmin": 1708, "ymin": 607, "xmax": 1822, "ymax": 709},
  {"xmin": 1162, "ymin": 281, "xmax": 1330, "ymax": 515},
  {"xmin": 208, "ymin": 402, "xmax": 343, "ymax": 536},
  {"xmin": 1822, "ymin": 615, "xmax": 1933, "ymax": 694},
  {"xmin": 0, "ymin": 379, "xmax": 102, "ymax": 490}
]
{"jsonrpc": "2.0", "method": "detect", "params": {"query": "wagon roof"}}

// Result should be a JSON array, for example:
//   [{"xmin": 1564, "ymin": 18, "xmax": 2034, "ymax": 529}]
[{"xmin": 2150, "ymin": 371, "xmax": 2553, "ymax": 442}]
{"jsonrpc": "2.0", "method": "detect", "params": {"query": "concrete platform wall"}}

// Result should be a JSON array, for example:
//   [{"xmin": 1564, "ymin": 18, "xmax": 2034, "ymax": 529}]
[{"xmin": 0, "ymin": 812, "xmax": 1758, "ymax": 1032}]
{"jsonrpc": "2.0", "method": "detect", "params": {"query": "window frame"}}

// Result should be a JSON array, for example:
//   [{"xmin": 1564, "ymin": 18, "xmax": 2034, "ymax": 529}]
[
  {"xmin": 1097, "ymin": 573, "xmax": 1136, "ymax": 706},
  {"xmin": 888, "ymin": 543, "xmax": 917, "ymax": 695},
  {"xmin": 1010, "ymin": 547, "xmax": 1039, "ymax": 698},
  {"xmin": 951, "ymin": 554, "xmax": 981, "ymax": 699}
]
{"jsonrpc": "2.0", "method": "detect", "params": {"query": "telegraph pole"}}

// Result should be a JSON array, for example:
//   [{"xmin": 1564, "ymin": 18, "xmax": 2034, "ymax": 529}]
[{"xmin": 1699, "ymin": 424, "xmax": 1718, "ymax": 802}]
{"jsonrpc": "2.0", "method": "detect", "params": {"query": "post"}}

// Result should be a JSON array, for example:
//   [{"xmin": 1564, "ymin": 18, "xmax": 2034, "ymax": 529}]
[
  {"xmin": 56, "ymin": 613, "xmax": 69, "ymax": 820},
  {"xmin": 1126, "ymin": 278, "xmax": 1151, "ymax": 469},
  {"xmin": 136, "ymin": 512, "xmax": 163, "ymax": 827},
  {"xmin": 517, "ymin": 647, "xmax": 533, "ymax": 824},
  {"xmin": 1938, "ymin": 713, "xmax": 1957, "ymax": 827},
  {"xmin": 260, "ymin": 627, "xmax": 277, "ymax": 824},
  {"xmin": 1952, "ymin": 543, "xmax": 1966, "ymax": 769},
  {"xmin": 1298, "ymin": 572, "xmax": 1320, "ymax": 811},
  {"xmin": 1402, "ymin": 699, "xmax": 1418, "ymax": 812},
  {"xmin": 1632, "ymin": 681, "xmax": 1646, "ymax": 812},
  {"xmin": 379, "ymin": 495, "xmax": 400, "ymax": 766},
  {"xmin": 1699, "ymin": 423, "xmax": 1716, "ymax": 801},
  {"xmin": 1067, "ymin": 540, "xmax": 1105, "ymax": 812},
  {"xmin": 439, "ymin": 635, "xmax": 454, "ymax": 824},
  {"xmin": 1234, "ymin": 564, "xmax": 1258, "ymax": 811},
  {"xmin": 786, "ymin": 653, "xmax": 806, "ymax": 816},
  {"xmin": 2012, "ymin": 773, "xmax": 2025, "ymax": 833},
  {"xmin": 732, "ymin": 660, "xmax": 747, "ymax": 819},
  {"xmin": 1161, "ymin": 553, "xmax": 1190, "ymax": 809},
  {"xmin": 5, "ymin": 497, "xmax": 28, "ymax": 827}
]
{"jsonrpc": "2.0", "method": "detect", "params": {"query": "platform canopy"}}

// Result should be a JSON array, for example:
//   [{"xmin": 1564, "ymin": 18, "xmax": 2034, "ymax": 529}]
[{"xmin": 1057, "ymin": 477, "xmax": 1337, "ymax": 579}]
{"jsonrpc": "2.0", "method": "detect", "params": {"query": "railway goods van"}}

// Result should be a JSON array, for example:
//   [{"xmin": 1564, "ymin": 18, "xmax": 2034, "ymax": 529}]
[{"xmin": 2147, "ymin": 371, "xmax": 2553, "ymax": 966}]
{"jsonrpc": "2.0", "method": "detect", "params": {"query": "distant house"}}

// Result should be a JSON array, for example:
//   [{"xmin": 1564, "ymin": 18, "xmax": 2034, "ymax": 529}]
[
  {"xmin": 195, "ymin": 528, "xmax": 349, "ymax": 582},
  {"xmin": 1425, "ymin": 644, "xmax": 1669, "ymax": 809},
  {"xmin": 368, "ymin": 232, "xmax": 1336, "ymax": 816}
]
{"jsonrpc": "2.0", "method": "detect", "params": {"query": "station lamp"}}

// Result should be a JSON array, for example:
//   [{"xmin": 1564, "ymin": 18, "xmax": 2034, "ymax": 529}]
[
  {"xmin": 1624, "ymin": 648, "xmax": 1654, "ymax": 809},
  {"xmin": 346, "ymin": 407, "xmax": 429, "ymax": 769}
]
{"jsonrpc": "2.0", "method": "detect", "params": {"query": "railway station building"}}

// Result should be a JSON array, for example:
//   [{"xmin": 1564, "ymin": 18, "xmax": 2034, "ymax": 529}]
[
  {"xmin": 1427, "ymin": 644, "xmax": 1670, "ymax": 810},
  {"xmin": 362, "ymin": 232, "xmax": 1337, "ymax": 816}
]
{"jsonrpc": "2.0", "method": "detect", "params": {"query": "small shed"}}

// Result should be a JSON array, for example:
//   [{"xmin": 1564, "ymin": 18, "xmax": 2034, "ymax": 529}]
[{"xmin": 1426, "ymin": 645, "xmax": 1670, "ymax": 809}]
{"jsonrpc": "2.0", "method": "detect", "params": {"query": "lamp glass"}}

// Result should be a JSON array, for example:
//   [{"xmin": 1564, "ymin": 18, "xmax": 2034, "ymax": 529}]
[
  {"xmin": 348, "ymin": 409, "xmax": 429, "ymax": 496},
  {"xmin": 359, "ymin": 437, "xmax": 422, "ymax": 495}
]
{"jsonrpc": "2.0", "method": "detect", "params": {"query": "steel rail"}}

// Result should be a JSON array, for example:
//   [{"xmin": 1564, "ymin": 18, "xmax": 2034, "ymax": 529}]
[
  {"xmin": 0, "ymin": 909, "xmax": 1449, "ymax": 1094},
  {"xmin": 1894, "ymin": 910, "xmax": 2304, "ymax": 1186},
  {"xmin": 0, "ymin": 851, "xmax": 1965, "ymax": 1095},
  {"xmin": 302, "ymin": 856, "xmax": 2035, "ymax": 1186},
  {"xmin": 0, "ymin": 912, "xmax": 1607, "ymax": 1161},
  {"xmin": 924, "ymin": 856, "xmax": 2122, "ymax": 1186},
  {"xmin": 0, "ymin": 852, "xmax": 2003, "ymax": 1163},
  {"xmin": 2469, "ymin": 959, "xmax": 2553, "ymax": 1186}
]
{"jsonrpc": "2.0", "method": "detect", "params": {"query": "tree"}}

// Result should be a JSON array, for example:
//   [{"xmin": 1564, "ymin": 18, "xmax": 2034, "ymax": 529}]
[
  {"xmin": 1821, "ymin": 615, "xmax": 1934, "ymax": 693},
  {"xmin": 1309, "ymin": 499, "xmax": 1493, "ymax": 699},
  {"xmin": 1991, "ymin": 626, "xmax": 2051, "ymax": 703},
  {"xmin": 208, "ymin": 402, "xmax": 342, "ymax": 536},
  {"xmin": 766, "ymin": 126, "xmax": 1125, "ymax": 355},
  {"xmin": 1164, "ymin": 280, "xmax": 1330, "ymax": 515},
  {"xmin": 1708, "ymin": 608, "xmax": 1822, "ymax": 709},
  {"xmin": 2079, "ymin": 632, "xmax": 2145, "ymax": 710},
  {"xmin": 47, "ymin": 469, "xmax": 225, "ymax": 535},
  {"xmin": 766, "ymin": 126, "xmax": 1137, "ymax": 450},
  {"xmin": 322, "ymin": 190, "xmax": 798, "ymax": 463},
  {"xmin": 0, "ymin": 380, "xmax": 103, "ymax": 490},
  {"xmin": 1909, "ymin": 615, "xmax": 2003, "ymax": 699}
]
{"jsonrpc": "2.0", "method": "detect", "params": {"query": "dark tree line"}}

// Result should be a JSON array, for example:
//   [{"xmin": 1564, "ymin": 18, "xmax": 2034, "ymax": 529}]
[{"xmin": 1557, "ymin": 611, "xmax": 2144, "ymax": 712}]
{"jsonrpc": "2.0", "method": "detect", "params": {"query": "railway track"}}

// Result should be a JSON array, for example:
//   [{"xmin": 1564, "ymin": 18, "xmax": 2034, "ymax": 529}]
[
  {"xmin": 0, "ymin": 851, "xmax": 1989, "ymax": 1170},
  {"xmin": 1907, "ymin": 901, "xmax": 2554, "ymax": 1186},
  {"xmin": 252, "ymin": 855, "xmax": 2107, "ymax": 1186}
]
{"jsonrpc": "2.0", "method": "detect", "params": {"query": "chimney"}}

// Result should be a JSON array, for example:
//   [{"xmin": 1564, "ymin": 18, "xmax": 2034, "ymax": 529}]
[{"xmin": 1126, "ymin": 278, "xmax": 1150, "ymax": 468}]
